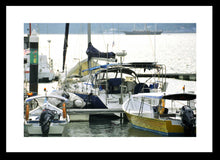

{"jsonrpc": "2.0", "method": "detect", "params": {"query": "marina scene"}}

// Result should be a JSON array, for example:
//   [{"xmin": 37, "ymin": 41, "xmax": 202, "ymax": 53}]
[{"xmin": 23, "ymin": 23, "xmax": 196, "ymax": 137}]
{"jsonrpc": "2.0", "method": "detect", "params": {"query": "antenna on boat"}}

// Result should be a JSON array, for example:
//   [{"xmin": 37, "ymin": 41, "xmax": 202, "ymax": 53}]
[
  {"xmin": 154, "ymin": 24, "xmax": 157, "ymax": 62},
  {"xmin": 116, "ymin": 50, "xmax": 127, "ymax": 104}
]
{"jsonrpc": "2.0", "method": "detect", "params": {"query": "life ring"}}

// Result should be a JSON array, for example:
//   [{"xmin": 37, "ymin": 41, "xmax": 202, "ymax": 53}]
[
  {"xmin": 62, "ymin": 103, "xmax": 66, "ymax": 119},
  {"xmin": 159, "ymin": 99, "xmax": 165, "ymax": 115},
  {"xmin": 25, "ymin": 104, "xmax": 29, "ymax": 120}
]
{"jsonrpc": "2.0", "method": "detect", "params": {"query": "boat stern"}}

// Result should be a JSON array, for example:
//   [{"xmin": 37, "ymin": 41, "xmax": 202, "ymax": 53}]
[{"xmin": 24, "ymin": 120, "xmax": 68, "ymax": 136}]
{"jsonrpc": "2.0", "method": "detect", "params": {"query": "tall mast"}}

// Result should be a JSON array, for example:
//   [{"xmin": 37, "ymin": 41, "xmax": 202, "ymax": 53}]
[
  {"xmin": 87, "ymin": 23, "xmax": 92, "ymax": 76},
  {"xmin": 88, "ymin": 23, "xmax": 91, "ymax": 44},
  {"xmin": 62, "ymin": 23, "xmax": 69, "ymax": 72}
]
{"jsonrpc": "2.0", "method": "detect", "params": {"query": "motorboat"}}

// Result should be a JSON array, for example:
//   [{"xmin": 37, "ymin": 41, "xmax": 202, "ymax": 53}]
[
  {"xmin": 122, "ymin": 92, "xmax": 196, "ymax": 136},
  {"xmin": 24, "ymin": 90, "xmax": 70, "ymax": 136},
  {"xmin": 38, "ymin": 55, "xmax": 55, "ymax": 82},
  {"xmin": 24, "ymin": 53, "xmax": 55, "ymax": 82}
]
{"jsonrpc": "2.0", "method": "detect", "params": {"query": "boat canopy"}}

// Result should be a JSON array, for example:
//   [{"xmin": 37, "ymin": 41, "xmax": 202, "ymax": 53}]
[
  {"xmin": 94, "ymin": 67, "xmax": 138, "ymax": 77},
  {"xmin": 131, "ymin": 92, "xmax": 196, "ymax": 100},
  {"xmin": 86, "ymin": 42, "xmax": 116, "ymax": 61},
  {"xmin": 25, "ymin": 95, "xmax": 68, "ymax": 103},
  {"xmin": 122, "ymin": 62, "xmax": 159, "ymax": 70},
  {"xmin": 162, "ymin": 93, "xmax": 196, "ymax": 101}
]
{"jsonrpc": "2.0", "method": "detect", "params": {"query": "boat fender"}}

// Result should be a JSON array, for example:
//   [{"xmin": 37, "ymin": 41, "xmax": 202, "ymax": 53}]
[
  {"xmin": 159, "ymin": 99, "xmax": 165, "ymax": 115},
  {"xmin": 62, "ymin": 102, "xmax": 66, "ymax": 118},
  {"xmin": 73, "ymin": 99, "xmax": 84, "ymax": 108},
  {"xmin": 159, "ymin": 108, "xmax": 165, "ymax": 115},
  {"xmin": 25, "ymin": 104, "xmax": 29, "ymax": 120}
]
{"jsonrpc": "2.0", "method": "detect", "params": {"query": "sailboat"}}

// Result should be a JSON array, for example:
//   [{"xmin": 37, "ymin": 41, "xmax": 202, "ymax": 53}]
[
  {"xmin": 64, "ymin": 42, "xmax": 167, "ymax": 112},
  {"xmin": 58, "ymin": 23, "xmax": 167, "ymax": 116},
  {"xmin": 56, "ymin": 25, "xmax": 167, "ymax": 115}
]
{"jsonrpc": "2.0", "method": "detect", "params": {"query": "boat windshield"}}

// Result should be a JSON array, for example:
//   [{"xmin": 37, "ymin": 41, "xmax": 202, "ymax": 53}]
[
  {"xmin": 93, "ymin": 67, "xmax": 139, "ymax": 87},
  {"xmin": 124, "ymin": 93, "xmax": 164, "ymax": 114}
]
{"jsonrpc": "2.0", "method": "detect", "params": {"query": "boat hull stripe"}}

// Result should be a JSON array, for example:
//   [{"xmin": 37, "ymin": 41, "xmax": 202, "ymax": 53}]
[{"xmin": 131, "ymin": 124, "xmax": 184, "ymax": 136}]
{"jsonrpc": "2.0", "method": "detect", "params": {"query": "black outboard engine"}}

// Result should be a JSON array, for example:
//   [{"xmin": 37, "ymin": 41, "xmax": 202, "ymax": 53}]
[
  {"xmin": 39, "ymin": 109, "xmax": 56, "ymax": 137},
  {"xmin": 180, "ymin": 105, "xmax": 196, "ymax": 136}
]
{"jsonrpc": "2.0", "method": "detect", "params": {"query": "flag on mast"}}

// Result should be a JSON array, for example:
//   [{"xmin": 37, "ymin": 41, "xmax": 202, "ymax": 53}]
[{"xmin": 112, "ymin": 41, "xmax": 115, "ymax": 47}]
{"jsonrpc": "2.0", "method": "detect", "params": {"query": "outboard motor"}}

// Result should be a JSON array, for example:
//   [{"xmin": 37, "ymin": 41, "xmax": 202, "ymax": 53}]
[
  {"xmin": 180, "ymin": 105, "xmax": 196, "ymax": 136},
  {"xmin": 39, "ymin": 109, "xmax": 56, "ymax": 137}
]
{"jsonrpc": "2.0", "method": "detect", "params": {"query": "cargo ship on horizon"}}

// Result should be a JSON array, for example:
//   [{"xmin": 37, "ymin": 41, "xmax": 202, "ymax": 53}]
[
  {"xmin": 123, "ymin": 24, "xmax": 162, "ymax": 35},
  {"xmin": 123, "ymin": 30, "xmax": 163, "ymax": 35}
]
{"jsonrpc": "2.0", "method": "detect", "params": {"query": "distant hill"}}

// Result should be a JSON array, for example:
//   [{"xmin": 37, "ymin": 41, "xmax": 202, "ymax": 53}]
[{"xmin": 24, "ymin": 23, "xmax": 196, "ymax": 34}]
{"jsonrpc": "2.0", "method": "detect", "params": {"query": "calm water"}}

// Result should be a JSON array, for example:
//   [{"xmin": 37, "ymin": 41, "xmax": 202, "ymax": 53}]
[
  {"xmin": 62, "ymin": 115, "xmax": 161, "ymax": 137},
  {"xmin": 24, "ymin": 33, "xmax": 196, "ymax": 137},
  {"xmin": 37, "ymin": 33, "xmax": 196, "ymax": 74}
]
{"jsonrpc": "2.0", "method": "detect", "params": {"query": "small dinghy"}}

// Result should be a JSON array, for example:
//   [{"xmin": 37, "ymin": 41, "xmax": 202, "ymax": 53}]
[
  {"xmin": 48, "ymin": 89, "xmax": 86, "ymax": 109},
  {"xmin": 24, "ymin": 89, "xmax": 70, "ymax": 136}
]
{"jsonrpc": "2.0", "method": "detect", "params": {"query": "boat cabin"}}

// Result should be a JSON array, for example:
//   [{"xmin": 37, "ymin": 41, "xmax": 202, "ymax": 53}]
[
  {"xmin": 84, "ymin": 62, "xmax": 167, "ymax": 95},
  {"xmin": 124, "ymin": 92, "xmax": 196, "ymax": 119}
]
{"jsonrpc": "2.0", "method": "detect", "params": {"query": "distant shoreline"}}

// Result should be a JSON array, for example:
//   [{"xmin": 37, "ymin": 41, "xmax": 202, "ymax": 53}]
[{"xmin": 24, "ymin": 32, "xmax": 196, "ymax": 35}]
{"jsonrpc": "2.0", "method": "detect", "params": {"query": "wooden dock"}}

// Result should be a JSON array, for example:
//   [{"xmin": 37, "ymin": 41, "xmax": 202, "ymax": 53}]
[
  {"xmin": 67, "ymin": 108, "xmax": 124, "ymax": 115},
  {"xmin": 66, "ymin": 108, "xmax": 124, "ymax": 122}
]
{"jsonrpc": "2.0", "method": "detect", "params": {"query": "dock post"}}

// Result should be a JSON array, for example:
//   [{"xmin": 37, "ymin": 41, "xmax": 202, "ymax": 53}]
[
  {"xmin": 120, "ymin": 113, "xmax": 122, "ymax": 124},
  {"xmin": 120, "ymin": 112, "xmax": 125, "ymax": 124},
  {"xmin": 29, "ymin": 29, "xmax": 39, "ymax": 94}
]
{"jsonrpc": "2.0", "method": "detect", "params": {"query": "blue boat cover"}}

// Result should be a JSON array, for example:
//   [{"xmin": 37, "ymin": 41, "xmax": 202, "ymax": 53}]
[
  {"xmin": 82, "ymin": 63, "xmax": 118, "ymax": 72},
  {"xmin": 86, "ymin": 42, "xmax": 116, "ymax": 61}
]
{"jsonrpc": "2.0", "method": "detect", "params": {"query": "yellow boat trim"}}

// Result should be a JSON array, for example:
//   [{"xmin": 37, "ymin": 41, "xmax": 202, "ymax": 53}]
[{"xmin": 125, "ymin": 111, "xmax": 184, "ymax": 135}]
